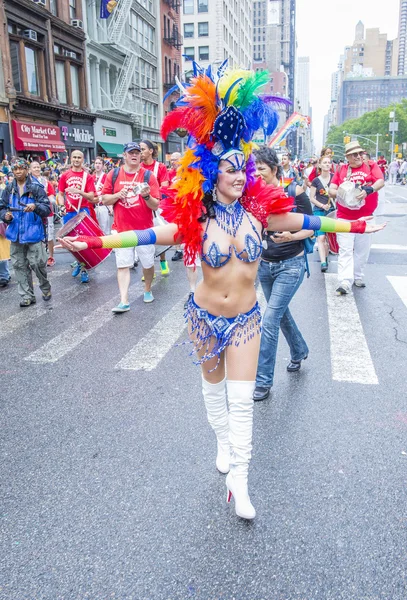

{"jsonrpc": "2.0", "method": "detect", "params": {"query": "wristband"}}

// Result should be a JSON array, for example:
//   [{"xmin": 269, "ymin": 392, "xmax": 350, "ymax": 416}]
[{"xmin": 362, "ymin": 186, "xmax": 374, "ymax": 195}]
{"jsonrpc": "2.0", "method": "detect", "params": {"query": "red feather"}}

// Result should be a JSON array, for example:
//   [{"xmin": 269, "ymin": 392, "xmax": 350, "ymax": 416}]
[{"xmin": 241, "ymin": 180, "xmax": 294, "ymax": 226}]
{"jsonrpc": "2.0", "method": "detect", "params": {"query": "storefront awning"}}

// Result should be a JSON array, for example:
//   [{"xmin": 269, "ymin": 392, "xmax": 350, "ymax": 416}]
[
  {"xmin": 12, "ymin": 120, "xmax": 66, "ymax": 152},
  {"xmin": 97, "ymin": 141, "xmax": 124, "ymax": 158}
]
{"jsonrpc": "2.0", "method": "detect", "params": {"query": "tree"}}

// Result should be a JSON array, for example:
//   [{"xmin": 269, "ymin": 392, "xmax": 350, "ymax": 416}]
[{"xmin": 326, "ymin": 100, "xmax": 407, "ymax": 159}]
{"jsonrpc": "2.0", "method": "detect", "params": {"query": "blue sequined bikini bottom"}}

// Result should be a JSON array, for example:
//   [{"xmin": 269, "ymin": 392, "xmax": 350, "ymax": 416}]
[{"xmin": 183, "ymin": 295, "xmax": 262, "ymax": 371}]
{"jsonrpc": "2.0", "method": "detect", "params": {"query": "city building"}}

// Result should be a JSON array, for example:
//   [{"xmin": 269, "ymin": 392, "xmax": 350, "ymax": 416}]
[
  {"xmin": 181, "ymin": 0, "xmax": 252, "ymax": 78},
  {"xmin": 161, "ymin": 0, "xmax": 183, "ymax": 156},
  {"xmin": 84, "ymin": 0, "xmax": 163, "ymax": 159},
  {"xmin": 0, "ymin": 0, "xmax": 92, "ymax": 160},
  {"xmin": 337, "ymin": 75, "xmax": 407, "ymax": 124},
  {"xmin": 398, "ymin": 0, "xmax": 407, "ymax": 74},
  {"xmin": 343, "ymin": 22, "xmax": 398, "ymax": 78}
]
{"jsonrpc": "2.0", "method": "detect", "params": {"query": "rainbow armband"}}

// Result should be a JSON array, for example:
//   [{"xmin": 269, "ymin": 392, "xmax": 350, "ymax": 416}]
[
  {"xmin": 302, "ymin": 215, "xmax": 367, "ymax": 234},
  {"xmin": 77, "ymin": 228, "xmax": 157, "ymax": 249}
]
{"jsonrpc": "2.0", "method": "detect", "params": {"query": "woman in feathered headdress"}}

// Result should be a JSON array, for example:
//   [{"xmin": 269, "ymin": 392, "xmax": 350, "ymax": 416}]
[{"xmin": 57, "ymin": 64, "xmax": 384, "ymax": 521}]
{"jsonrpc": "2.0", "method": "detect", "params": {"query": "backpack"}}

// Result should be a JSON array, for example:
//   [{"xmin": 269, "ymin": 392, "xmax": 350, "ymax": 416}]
[
  {"xmin": 111, "ymin": 166, "xmax": 151, "ymax": 189},
  {"xmin": 286, "ymin": 181, "xmax": 315, "ymax": 278}
]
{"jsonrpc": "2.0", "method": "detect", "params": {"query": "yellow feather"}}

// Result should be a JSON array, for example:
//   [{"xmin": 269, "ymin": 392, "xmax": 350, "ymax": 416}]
[
  {"xmin": 217, "ymin": 69, "xmax": 251, "ymax": 105},
  {"xmin": 241, "ymin": 140, "xmax": 253, "ymax": 161}
]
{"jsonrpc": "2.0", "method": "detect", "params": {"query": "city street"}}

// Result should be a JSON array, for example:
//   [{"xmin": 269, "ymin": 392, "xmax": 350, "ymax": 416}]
[{"xmin": 1, "ymin": 184, "xmax": 407, "ymax": 600}]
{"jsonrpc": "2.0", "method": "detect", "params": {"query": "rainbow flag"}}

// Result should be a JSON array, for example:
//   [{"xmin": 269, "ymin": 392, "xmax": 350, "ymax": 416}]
[
  {"xmin": 268, "ymin": 113, "xmax": 310, "ymax": 148},
  {"xmin": 100, "ymin": 0, "xmax": 117, "ymax": 18},
  {"xmin": 44, "ymin": 149, "xmax": 53, "ymax": 160}
]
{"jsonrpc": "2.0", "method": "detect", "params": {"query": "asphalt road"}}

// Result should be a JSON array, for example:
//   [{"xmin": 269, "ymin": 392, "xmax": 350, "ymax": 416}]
[{"xmin": 1, "ymin": 184, "xmax": 407, "ymax": 600}]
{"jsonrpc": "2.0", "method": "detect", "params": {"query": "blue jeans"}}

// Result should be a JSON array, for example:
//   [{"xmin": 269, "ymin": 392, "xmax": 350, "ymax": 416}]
[
  {"xmin": 256, "ymin": 255, "xmax": 309, "ymax": 388},
  {"xmin": 0, "ymin": 259, "xmax": 10, "ymax": 282}
]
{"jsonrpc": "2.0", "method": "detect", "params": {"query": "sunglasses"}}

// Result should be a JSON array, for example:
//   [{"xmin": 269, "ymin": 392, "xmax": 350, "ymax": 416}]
[{"xmin": 347, "ymin": 152, "xmax": 364, "ymax": 157}]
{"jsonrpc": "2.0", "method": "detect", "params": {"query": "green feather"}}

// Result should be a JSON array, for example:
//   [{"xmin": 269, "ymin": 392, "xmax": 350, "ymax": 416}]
[{"xmin": 235, "ymin": 71, "xmax": 270, "ymax": 110}]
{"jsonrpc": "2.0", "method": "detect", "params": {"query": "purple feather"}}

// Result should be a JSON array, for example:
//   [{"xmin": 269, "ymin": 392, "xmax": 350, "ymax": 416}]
[
  {"xmin": 260, "ymin": 94, "xmax": 292, "ymax": 107},
  {"xmin": 244, "ymin": 154, "xmax": 256, "ymax": 191}
]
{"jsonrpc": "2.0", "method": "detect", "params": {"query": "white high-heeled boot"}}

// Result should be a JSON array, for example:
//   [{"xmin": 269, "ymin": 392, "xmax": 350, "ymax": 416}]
[
  {"xmin": 202, "ymin": 376, "xmax": 230, "ymax": 474},
  {"xmin": 226, "ymin": 380, "xmax": 256, "ymax": 520}
]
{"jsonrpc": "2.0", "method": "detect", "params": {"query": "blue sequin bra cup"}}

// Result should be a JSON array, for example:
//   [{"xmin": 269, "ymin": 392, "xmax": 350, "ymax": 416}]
[
  {"xmin": 201, "ymin": 200, "xmax": 263, "ymax": 268},
  {"xmin": 183, "ymin": 294, "xmax": 262, "ymax": 372}
]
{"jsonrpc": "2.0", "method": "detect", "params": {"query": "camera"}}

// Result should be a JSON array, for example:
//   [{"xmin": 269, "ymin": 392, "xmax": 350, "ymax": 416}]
[{"xmin": 133, "ymin": 182, "xmax": 148, "ymax": 195}]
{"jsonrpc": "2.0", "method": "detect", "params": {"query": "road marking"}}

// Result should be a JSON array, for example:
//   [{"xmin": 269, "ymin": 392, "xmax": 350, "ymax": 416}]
[
  {"xmin": 0, "ymin": 283, "xmax": 89, "ymax": 340},
  {"xmin": 24, "ymin": 279, "xmax": 155, "ymax": 364},
  {"xmin": 116, "ymin": 295, "xmax": 188, "ymax": 371},
  {"xmin": 387, "ymin": 276, "xmax": 407, "ymax": 309},
  {"xmin": 371, "ymin": 244, "xmax": 407, "ymax": 251},
  {"xmin": 324, "ymin": 274, "xmax": 378, "ymax": 385}
]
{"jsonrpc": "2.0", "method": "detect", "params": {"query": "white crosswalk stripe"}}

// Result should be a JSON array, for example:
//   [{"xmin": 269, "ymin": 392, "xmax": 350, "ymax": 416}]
[
  {"xmin": 24, "ymin": 279, "xmax": 155, "ymax": 364},
  {"xmin": 116, "ymin": 295, "xmax": 188, "ymax": 371},
  {"xmin": 0, "ymin": 283, "xmax": 89, "ymax": 340},
  {"xmin": 324, "ymin": 274, "xmax": 378, "ymax": 385},
  {"xmin": 387, "ymin": 276, "xmax": 407, "ymax": 308}
]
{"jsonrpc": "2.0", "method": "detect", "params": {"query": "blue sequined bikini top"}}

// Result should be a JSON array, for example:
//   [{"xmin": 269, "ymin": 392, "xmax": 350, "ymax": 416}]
[{"xmin": 201, "ymin": 200, "xmax": 262, "ymax": 268}]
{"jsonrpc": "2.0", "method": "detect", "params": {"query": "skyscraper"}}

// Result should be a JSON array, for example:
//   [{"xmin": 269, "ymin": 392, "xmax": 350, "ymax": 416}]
[{"xmin": 398, "ymin": 0, "xmax": 407, "ymax": 74}]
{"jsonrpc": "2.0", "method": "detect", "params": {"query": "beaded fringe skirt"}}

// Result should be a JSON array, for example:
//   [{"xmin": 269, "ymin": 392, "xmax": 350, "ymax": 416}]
[{"xmin": 183, "ymin": 295, "xmax": 262, "ymax": 371}]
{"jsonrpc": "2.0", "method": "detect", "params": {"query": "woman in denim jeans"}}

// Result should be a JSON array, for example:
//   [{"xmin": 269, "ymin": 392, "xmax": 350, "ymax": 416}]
[{"xmin": 253, "ymin": 147, "xmax": 314, "ymax": 401}]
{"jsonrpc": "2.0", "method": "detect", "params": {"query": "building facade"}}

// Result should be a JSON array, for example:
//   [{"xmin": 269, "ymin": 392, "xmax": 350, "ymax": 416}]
[
  {"xmin": 181, "ymin": 0, "xmax": 252, "ymax": 77},
  {"xmin": 84, "ymin": 0, "xmax": 163, "ymax": 159},
  {"xmin": 0, "ymin": 0, "xmax": 93, "ymax": 160},
  {"xmin": 398, "ymin": 0, "xmax": 407, "ymax": 74},
  {"xmin": 343, "ymin": 22, "xmax": 398, "ymax": 78},
  {"xmin": 337, "ymin": 76, "xmax": 407, "ymax": 124}
]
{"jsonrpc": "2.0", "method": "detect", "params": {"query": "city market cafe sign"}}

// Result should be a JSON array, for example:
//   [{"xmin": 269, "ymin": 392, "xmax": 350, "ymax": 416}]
[
  {"xmin": 58, "ymin": 121, "xmax": 95, "ymax": 147},
  {"xmin": 12, "ymin": 120, "xmax": 66, "ymax": 151}
]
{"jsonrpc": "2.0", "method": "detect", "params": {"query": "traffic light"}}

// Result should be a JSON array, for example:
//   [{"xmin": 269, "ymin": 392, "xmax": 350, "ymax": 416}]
[
  {"xmin": 343, "ymin": 136, "xmax": 351, "ymax": 144},
  {"xmin": 395, "ymin": 144, "xmax": 399, "ymax": 153}
]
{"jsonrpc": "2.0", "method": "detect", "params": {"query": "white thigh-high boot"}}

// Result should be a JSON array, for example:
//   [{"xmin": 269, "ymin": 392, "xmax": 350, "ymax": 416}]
[
  {"xmin": 202, "ymin": 376, "xmax": 230, "ymax": 474},
  {"xmin": 226, "ymin": 380, "xmax": 256, "ymax": 520}
]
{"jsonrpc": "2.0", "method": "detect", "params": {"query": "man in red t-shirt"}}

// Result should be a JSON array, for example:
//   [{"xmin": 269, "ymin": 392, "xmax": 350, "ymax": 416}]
[
  {"xmin": 102, "ymin": 141, "xmax": 160, "ymax": 311},
  {"xmin": 329, "ymin": 140, "xmax": 384, "ymax": 295},
  {"xmin": 92, "ymin": 156, "xmax": 111, "ymax": 235},
  {"xmin": 377, "ymin": 155, "xmax": 387, "ymax": 177},
  {"xmin": 140, "ymin": 139, "xmax": 170, "ymax": 275},
  {"xmin": 57, "ymin": 150, "xmax": 97, "ymax": 283}
]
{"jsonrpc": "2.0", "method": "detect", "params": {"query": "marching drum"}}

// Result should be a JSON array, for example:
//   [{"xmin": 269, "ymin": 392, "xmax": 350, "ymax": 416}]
[
  {"xmin": 326, "ymin": 209, "xmax": 339, "ymax": 255},
  {"xmin": 58, "ymin": 212, "xmax": 112, "ymax": 270}
]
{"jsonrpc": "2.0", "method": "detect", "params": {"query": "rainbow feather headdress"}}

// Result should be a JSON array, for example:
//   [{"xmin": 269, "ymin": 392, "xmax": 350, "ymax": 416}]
[{"xmin": 160, "ymin": 62, "xmax": 291, "ymax": 262}]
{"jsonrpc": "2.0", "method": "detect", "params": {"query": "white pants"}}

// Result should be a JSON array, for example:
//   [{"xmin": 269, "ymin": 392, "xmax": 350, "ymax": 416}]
[
  {"xmin": 337, "ymin": 222, "xmax": 373, "ymax": 286},
  {"xmin": 389, "ymin": 172, "xmax": 398, "ymax": 185},
  {"xmin": 95, "ymin": 205, "xmax": 112, "ymax": 235}
]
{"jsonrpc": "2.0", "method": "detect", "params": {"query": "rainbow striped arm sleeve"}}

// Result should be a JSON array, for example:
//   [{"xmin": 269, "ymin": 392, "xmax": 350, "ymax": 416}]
[
  {"xmin": 76, "ymin": 228, "xmax": 157, "ymax": 249},
  {"xmin": 302, "ymin": 215, "xmax": 367, "ymax": 234}
]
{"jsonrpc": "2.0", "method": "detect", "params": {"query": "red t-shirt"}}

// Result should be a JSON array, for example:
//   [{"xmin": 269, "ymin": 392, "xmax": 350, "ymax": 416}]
[
  {"xmin": 92, "ymin": 172, "xmax": 107, "ymax": 202},
  {"xmin": 331, "ymin": 162, "xmax": 383, "ymax": 219},
  {"xmin": 142, "ymin": 161, "xmax": 169, "ymax": 199},
  {"xmin": 377, "ymin": 158, "xmax": 387, "ymax": 174},
  {"xmin": 45, "ymin": 180, "xmax": 55, "ymax": 216},
  {"xmin": 58, "ymin": 169, "xmax": 96, "ymax": 213},
  {"xmin": 168, "ymin": 168, "xmax": 177, "ymax": 184},
  {"xmin": 102, "ymin": 166, "xmax": 160, "ymax": 232}
]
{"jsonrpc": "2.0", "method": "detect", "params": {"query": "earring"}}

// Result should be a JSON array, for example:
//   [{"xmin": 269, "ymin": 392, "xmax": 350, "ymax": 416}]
[{"xmin": 212, "ymin": 186, "xmax": 217, "ymax": 202}]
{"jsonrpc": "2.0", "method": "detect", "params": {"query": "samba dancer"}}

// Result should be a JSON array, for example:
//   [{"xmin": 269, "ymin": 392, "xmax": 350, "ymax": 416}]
[{"xmin": 58, "ymin": 66, "xmax": 385, "ymax": 521}]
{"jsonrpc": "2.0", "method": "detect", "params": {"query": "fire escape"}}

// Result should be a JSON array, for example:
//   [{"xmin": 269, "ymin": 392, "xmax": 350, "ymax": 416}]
[{"xmin": 97, "ymin": 0, "xmax": 143, "ymax": 124}]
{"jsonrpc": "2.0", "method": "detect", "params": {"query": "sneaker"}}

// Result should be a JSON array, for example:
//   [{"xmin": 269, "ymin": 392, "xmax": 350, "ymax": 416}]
[
  {"xmin": 0, "ymin": 279, "xmax": 9, "ymax": 288},
  {"xmin": 171, "ymin": 250, "xmax": 184, "ymax": 262},
  {"xmin": 354, "ymin": 279, "xmax": 366, "ymax": 288},
  {"xmin": 20, "ymin": 298, "xmax": 33, "ymax": 307},
  {"xmin": 143, "ymin": 291, "xmax": 154, "ymax": 303},
  {"xmin": 47, "ymin": 257, "xmax": 56, "ymax": 267},
  {"xmin": 42, "ymin": 291, "xmax": 52, "ymax": 301},
  {"xmin": 141, "ymin": 273, "xmax": 156, "ymax": 282},
  {"xmin": 253, "ymin": 387, "xmax": 271, "ymax": 401},
  {"xmin": 72, "ymin": 262, "xmax": 81, "ymax": 277},
  {"xmin": 80, "ymin": 270, "xmax": 90, "ymax": 283},
  {"xmin": 321, "ymin": 262, "xmax": 328, "ymax": 273},
  {"xmin": 160, "ymin": 260, "xmax": 170, "ymax": 276},
  {"xmin": 131, "ymin": 260, "xmax": 139, "ymax": 270},
  {"xmin": 336, "ymin": 282, "xmax": 351, "ymax": 295},
  {"xmin": 112, "ymin": 302, "xmax": 130, "ymax": 314}
]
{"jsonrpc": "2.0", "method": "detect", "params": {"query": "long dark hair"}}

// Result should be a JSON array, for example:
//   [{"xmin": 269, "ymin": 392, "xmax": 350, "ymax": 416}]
[{"xmin": 198, "ymin": 191, "xmax": 216, "ymax": 222}]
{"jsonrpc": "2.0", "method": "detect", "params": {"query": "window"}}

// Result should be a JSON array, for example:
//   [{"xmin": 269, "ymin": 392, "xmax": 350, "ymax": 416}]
[
  {"xmin": 198, "ymin": 0, "xmax": 208, "ymax": 12},
  {"xmin": 55, "ymin": 61, "xmax": 67, "ymax": 104},
  {"xmin": 199, "ymin": 45, "xmax": 209, "ymax": 60},
  {"xmin": 9, "ymin": 40, "xmax": 21, "ymax": 92},
  {"xmin": 50, "ymin": 0, "xmax": 58, "ymax": 16},
  {"xmin": 184, "ymin": 47, "xmax": 195, "ymax": 61},
  {"xmin": 69, "ymin": 0, "xmax": 76, "ymax": 19},
  {"xmin": 183, "ymin": 0, "xmax": 194, "ymax": 14},
  {"xmin": 25, "ymin": 47, "xmax": 39, "ymax": 96},
  {"xmin": 70, "ymin": 64, "xmax": 80, "ymax": 107},
  {"xmin": 198, "ymin": 22, "xmax": 208, "ymax": 36},
  {"xmin": 184, "ymin": 23, "xmax": 194, "ymax": 38}
]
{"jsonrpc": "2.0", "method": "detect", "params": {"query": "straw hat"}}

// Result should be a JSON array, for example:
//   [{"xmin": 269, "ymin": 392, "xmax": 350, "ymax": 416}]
[{"xmin": 345, "ymin": 140, "xmax": 364, "ymax": 155}]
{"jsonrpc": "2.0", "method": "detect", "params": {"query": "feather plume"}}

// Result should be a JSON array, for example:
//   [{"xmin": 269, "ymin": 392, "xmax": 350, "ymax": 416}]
[
  {"xmin": 261, "ymin": 94, "xmax": 292, "ymax": 108},
  {"xmin": 241, "ymin": 180, "xmax": 293, "ymax": 226},
  {"xmin": 217, "ymin": 69, "xmax": 250, "ymax": 106},
  {"xmin": 235, "ymin": 71, "xmax": 270, "ymax": 110},
  {"xmin": 241, "ymin": 98, "xmax": 280, "ymax": 141}
]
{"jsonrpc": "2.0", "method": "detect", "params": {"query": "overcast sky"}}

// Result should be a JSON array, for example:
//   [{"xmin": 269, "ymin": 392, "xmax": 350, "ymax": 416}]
[{"xmin": 296, "ymin": 0, "xmax": 400, "ymax": 153}]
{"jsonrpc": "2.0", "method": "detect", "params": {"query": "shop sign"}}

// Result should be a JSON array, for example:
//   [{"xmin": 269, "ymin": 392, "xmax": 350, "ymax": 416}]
[
  {"xmin": 58, "ymin": 121, "xmax": 95, "ymax": 147},
  {"xmin": 12, "ymin": 120, "xmax": 65, "ymax": 151},
  {"xmin": 102, "ymin": 127, "xmax": 117, "ymax": 137}
]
